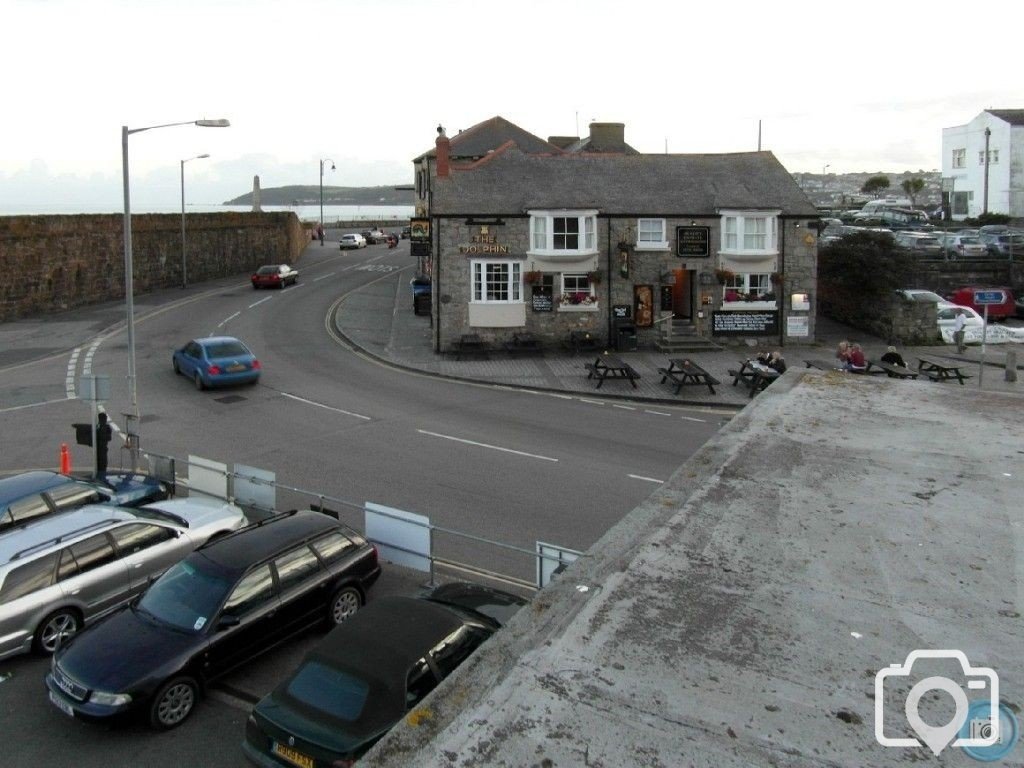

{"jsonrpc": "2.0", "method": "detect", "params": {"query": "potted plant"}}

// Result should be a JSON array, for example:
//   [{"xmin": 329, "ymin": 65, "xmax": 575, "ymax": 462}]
[
  {"xmin": 524, "ymin": 270, "xmax": 542, "ymax": 285},
  {"xmin": 714, "ymin": 268, "xmax": 735, "ymax": 285},
  {"xmin": 586, "ymin": 270, "xmax": 602, "ymax": 285}
]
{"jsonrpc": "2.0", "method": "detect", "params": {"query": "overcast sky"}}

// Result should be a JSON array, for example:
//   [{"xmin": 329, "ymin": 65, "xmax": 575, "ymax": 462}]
[{"xmin": 2, "ymin": 0, "xmax": 1020, "ymax": 209}]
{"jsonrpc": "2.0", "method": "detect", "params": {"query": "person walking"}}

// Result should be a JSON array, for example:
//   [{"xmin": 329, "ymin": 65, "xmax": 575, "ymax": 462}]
[
  {"xmin": 316, "ymin": 224, "xmax": 325, "ymax": 246},
  {"xmin": 95, "ymin": 411, "xmax": 112, "ymax": 478},
  {"xmin": 952, "ymin": 309, "xmax": 968, "ymax": 354}
]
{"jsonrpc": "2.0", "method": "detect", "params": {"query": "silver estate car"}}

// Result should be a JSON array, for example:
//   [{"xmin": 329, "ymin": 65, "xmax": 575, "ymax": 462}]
[{"xmin": 0, "ymin": 497, "xmax": 246, "ymax": 660}]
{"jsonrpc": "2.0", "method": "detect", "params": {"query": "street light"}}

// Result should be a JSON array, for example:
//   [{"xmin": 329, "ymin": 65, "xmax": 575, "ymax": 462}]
[
  {"xmin": 180, "ymin": 153, "xmax": 210, "ymax": 289},
  {"xmin": 822, "ymin": 164, "xmax": 830, "ymax": 175},
  {"xmin": 122, "ymin": 118, "xmax": 229, "ymax": 467},
  {"xmin": 319, "ymin": 158, "xmax": 335, "ymax": 244}
]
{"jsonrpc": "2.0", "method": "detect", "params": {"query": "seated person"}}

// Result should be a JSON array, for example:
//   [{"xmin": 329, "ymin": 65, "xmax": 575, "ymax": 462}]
[
  {"xmin": 835, "ymin": 340, "xmax": 851, "ymax": 363},
  {"xmin": 845, "ymin": 343, "xmax": 867, "ymax": 372},
  {"xmin": 880, "ymin": 345, "xmax": 906, "ymax": 368},
  {"xmin": 767, "ymin": 351, "xmax": 787, "ymax": 373}
]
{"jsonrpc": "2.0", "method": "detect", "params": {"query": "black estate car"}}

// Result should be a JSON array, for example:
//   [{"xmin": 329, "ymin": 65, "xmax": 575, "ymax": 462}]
[
  {"xmin": 242, "ymin": 583, "xmax": 526, "ymax": 767},
  {"xmin": 46, "ymin": 510, "xmax": 380, "ymax": 729}
]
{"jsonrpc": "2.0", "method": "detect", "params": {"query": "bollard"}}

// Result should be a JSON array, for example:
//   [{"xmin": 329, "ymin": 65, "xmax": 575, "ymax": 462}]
[
  {"xmin": 59, "ymin": 443, "xmax": 72, "ymax": 474},
  {"xmin": 1007, "ymin": 350, "xmax": 1018, "ymax": 383}
]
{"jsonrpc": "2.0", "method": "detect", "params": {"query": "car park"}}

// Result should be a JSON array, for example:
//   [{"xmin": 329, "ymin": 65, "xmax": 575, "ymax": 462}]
[
  {"xmin": 0, "ymin": 498, "xmax": 245, "ymax": 661},
  {"xmin": 361, "ymin": 229, "xmax": 387, "ymax": 245},
  {"xmin": 1, "ymin": 470, "xmax": 170, "ymax": 533},
  {"xmin": 893, "ymin": 231, "xmax": 941, "ymax": 254},
  {"xmin": 251, "ymin": 265, "xmax": 298, "ymax": 289},
  {"xmin": 46, "ymin": 510, "xmax": 380, "ymax": 729},
  {"xmin": 947, "ymin": 287, "xmax": 1017, "ymax": 321},
  {"xmin": 172, "ymin": 336, "xmax": 261, "ymax": 390},
  {"xmin": 339, "ymin": 233, "xmax": 366, "ymax": 250},
  {"xmin": 937, "ymin": 234, "xmax": 987, "ymax": 259},
  {"xmin": 242, "ymin": 583, "xmax": 526, "ymax": 767},
  {"xmin": 978, "ymin": 230, "xmax": 1024, "ymax": 258}
]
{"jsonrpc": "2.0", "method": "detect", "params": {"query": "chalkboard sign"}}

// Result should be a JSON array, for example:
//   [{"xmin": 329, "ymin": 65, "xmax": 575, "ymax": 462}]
[
  {"xmin": 531, "ymin": 285, "xmax": 553, "ymax": 312},
  {"xmin": 711, "ymin": 310, "xmax": 779, "ymax": 336},
  {"xmin": 676, "ymin": 226, "xmax": 710, "ymax": 257},
  {"xmin": 612, "ymin": 304, "xmax": 631, "ymax": 319}
]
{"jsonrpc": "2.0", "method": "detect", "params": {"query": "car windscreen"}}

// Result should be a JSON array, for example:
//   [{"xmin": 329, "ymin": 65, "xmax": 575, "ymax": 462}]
[
  {"xmin": 205, "ymin": 341, "xmax": 249, "ymax": 358},
  {"xmin": 285, "ymin": 660, "xmax": 371, "ymax": 722},
  {"xmin": 136, "ymin": 557, "xmax": 233, "ymax": 633},
  {"xmin": 908, "ymin": 292, "xmax": 944, "ymax": 303},
  {"xmin": 256, "ymin": 266, "xmax": 278, "ymax": 275}
]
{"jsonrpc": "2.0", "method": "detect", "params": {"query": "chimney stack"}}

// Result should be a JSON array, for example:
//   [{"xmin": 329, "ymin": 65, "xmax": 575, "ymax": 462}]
[
  {"xmin": 588, "ymin": 122, "xmax": 626, "ymax": 152},
  {"xmin": 435, "ymin": 125, "xmax": 450, "ymax": 178}
]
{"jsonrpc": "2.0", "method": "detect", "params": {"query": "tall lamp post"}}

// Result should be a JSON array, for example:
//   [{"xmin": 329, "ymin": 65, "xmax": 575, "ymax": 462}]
[
  {"xmin": 122, "ymin": 118, "xmax": 229, "ymax": 467},
  {"xmin": 180, "ymin": 153, "xmax": 210, "ymax": 289},
  {"xmin": 320, "ymin": 158, "xmax": 335, "ymax": 243}
]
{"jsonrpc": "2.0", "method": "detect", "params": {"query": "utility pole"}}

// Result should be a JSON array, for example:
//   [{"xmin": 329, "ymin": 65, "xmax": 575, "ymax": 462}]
[{"xmin": 983, "ymin": 127, "xmax": 991, "ymax": 214}]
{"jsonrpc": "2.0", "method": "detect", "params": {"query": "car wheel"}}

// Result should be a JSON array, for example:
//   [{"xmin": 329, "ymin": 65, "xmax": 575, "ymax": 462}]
[
  {"xmin": 194, "ymin": 373, "xmax": 205, "ymax": 391},
  {"xmin": 172, "ymin": 357, "xmax": 180, "ymax": 375},
  {"xmin": 149, "ymin": 676, "xmax": 199, "ymax": 730},
  {"xmin": 252, "ymin": 282, "xmax": 259, "ymax": 290},
  {"xmin": 33, "ymin": 609, "xmax": 81, "ymax": 655},
  {"xmin": 328, "ymin": 585, "xmax": 362, "ymax": 626}
]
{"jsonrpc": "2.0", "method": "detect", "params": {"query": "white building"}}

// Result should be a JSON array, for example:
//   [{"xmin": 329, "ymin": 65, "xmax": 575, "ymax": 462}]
[{"xmin": 941, "ymin": 109, "xmax": 1024, "ymax": 219}]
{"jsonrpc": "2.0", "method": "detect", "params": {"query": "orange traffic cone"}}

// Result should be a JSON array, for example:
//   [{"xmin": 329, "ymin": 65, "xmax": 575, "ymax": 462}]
[{"xmin": 60, "ymin": 443, "xmax": 72, "ymax": 475}]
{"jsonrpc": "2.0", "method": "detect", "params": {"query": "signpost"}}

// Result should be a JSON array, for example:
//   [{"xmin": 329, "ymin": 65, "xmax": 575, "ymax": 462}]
[
  {"xmin": 76, "ymin": 375, "xmax": 110, "ymax": 476},
  {"xmin": 973, "ymin": 290, "xmax": 1006, "ymax": 387}
]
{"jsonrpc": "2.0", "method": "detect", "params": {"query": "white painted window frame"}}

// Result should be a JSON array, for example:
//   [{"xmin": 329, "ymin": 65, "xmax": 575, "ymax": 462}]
[
  {"xmin": 719, "ymin": 210, "xmax": 780, "ymax": 257},
  {"xmin": 637, "ymin": 218, "xmax": 668, "ymax": 250},
  {"xmin": 527, "ymin": 210, "xmax": 599, "ymax": 257},
  {"xmin": 471, "ymin": 260, "xmax": 522, "ymax": 304}
]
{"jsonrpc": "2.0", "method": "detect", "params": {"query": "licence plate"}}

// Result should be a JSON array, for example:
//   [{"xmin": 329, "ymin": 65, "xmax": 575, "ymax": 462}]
[
  {"xmin": 272, "ymin": 742, "xmax": 314, "ymax": 768},
  {"xmin": 227, "ymin": 364, "xmax": 245, "ymax": 372},
  {"xmin": 49, "ymin": 691, "xmax": 75, "ymax": 718}
]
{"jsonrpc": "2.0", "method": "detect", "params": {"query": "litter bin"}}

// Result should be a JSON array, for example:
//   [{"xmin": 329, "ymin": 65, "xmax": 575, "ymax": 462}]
[
  {"xmin": 73, "ymin": 422, "xmax": 93, "ymax": 447},
  {"xmin": 615, "ymin": 319, "xmax": 637, "ymax": 352},
  {"xmin": 413, "ymin": 293, "xmax": 432, "ymax": 316}
]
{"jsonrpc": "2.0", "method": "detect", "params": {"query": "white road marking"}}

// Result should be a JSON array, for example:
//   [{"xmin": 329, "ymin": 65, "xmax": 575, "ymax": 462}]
[
  {"xmin": 612, "ymin": 404, "xmax": 636, "ymax": 411},
  {"xmin": 248, "ymin": 296, "xmax": 273, "ymax": 309},
  {"xmin": 578, "ymin": 399, "xmax": 605, "ymax": 406},
  {"xmin": 280, "ymin": 392, "xmax": 371, "ymax": 420},
  {"xmin": 65, "ymin": 347, "xmax": 81, "ymax": 398},
  {"xmin": 0, "ymin": 398, "xmax": 74, "ymax": 414},
  {"xmin": 313, "ymin": 272, "xmax": 334, "ymax": 282},
  {"xmin": 83, "ymin": 339, "xmax": 100, "ymax": 375},
  {"xmin": 217, "ymin": 311, "xmax": 241, "ymax": 328},
  {"xmin": 417, "ymin": 430, "xmax": 558, "ymax": 462},
  {"xmin": 680, "ymin": 416, "xmax": 707, "ymax": 423},
  {"xmin": 644, "ymin": 410, "xmax": 672, "ymax": 416},
  {"xmin": 628, "ymin": 474, "xmax": 664, "ymax": 484}
]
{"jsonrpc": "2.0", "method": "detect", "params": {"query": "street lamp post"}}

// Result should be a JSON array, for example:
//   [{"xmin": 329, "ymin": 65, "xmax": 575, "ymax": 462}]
[
  {"xmin": 122, "ymin": 118, "xmax": 229, "ymax": 467},
  {"xmin": 822, "ymin": 164, "xmax": 830, "ymax": 175},
  {"xmin": 180, "ymin": 153, "xmax": 210, "ymax": 289},
  {"xmin": 319, "ymin": 158, "xmax": 335, "ymax": 244}
]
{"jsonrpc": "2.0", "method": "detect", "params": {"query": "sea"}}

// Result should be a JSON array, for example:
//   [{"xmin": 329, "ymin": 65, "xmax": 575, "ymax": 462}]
[{"xmin": 0, "ymin": 203, "xmax": 415, "ymax": 224}]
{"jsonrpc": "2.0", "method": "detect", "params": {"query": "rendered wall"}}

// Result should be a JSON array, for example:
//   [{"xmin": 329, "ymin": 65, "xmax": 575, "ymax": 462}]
[{"xmin": 0, "ymin": 212, "xmax": 305, "ymax": 321}]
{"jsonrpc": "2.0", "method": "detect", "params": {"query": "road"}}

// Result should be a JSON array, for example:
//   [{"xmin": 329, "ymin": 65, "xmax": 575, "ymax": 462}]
[{"xmin": 0, "ymin": 235, "xmax": 726, "ymax": 766}]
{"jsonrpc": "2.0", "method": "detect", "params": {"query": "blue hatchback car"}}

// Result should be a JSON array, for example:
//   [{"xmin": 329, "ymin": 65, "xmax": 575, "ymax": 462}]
[{"xmin": 171, "ymin": 336, "xmax": 261, "ymax": 390}]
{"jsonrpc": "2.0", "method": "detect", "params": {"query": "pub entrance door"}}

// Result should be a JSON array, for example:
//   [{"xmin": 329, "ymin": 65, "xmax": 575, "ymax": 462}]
[{"xmin": 671, "ymin": 269, "xmax": 693, "ymax": 319}]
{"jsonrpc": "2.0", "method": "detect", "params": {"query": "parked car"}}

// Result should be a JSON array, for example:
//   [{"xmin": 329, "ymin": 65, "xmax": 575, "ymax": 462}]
[
  {"xmin": 339, "ymin": 233, "xmax": 366, "ymax": 250},
  {"xmin": 894, "ymin": 231, "xmax": 941, "ymax": 254},
  {"xmin": 243, "ymin": 583, "xmax": 526, "ymax": 766},
  {"xmin": 46, "ymin": 510, "xmax": 380, "ymax": 729},
  {"xmin": 1, "ymin": 470, "xmax": 170, "ymax": 533},
  {"xmin": 0, "ymin": 498, "xmax": 245, "ymax": 661},
  {"xmin": 172, "ymin": 336, "xmax": 261, "ymax": 390},
  {"xmin": 937, "ymin": 234, "xmax": 987, "ymax": 260},
  {"xmin": 251, "ymin": 264, "xmax": 298, "ymax": 289},
  {"xmin": 947, "ymin": 287, "xmax": 1017, "ymax": 321},
  {"xmin": 401, "ymin": 226, "xmax": 411, "ymax": 239},
  {"xmin": 361, "ymin": 229, "xmax": 387, "ymax": 245},
  {"xmin": 896, "ymin": 289, "xmax": 953, "ymax": 306},
  {"xmin": 978, "ymin": 230, "xmax": 1024, "ymax": 258}
]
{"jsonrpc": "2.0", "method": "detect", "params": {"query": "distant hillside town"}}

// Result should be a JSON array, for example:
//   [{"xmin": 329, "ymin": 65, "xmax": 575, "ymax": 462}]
[{"xmin": 792, "ymin": 171, "xmax": 942, "ymax": 210}]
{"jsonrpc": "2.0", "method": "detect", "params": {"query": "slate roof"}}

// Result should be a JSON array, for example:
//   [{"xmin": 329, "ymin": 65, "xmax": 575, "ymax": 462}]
[
  {"xmin": 415, "ymin": 116, "xmax": 563, "ymax": 161},
  {"xmin": 432, "ymin": 147, "xmax": 818, "ymax": 216},
  {"xmin": 986, "ymin": 109, "xmax": 1024, "ymax": 126},
  {"xmin": 561, "ymin": 136, "xmax": 639, "ymax": 155}
]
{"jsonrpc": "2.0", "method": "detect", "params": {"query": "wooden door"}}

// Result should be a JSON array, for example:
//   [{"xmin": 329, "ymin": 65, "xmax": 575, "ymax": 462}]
[{"xmin": 671, "ymin": 269, "xmax": 692, "ymax": 319}]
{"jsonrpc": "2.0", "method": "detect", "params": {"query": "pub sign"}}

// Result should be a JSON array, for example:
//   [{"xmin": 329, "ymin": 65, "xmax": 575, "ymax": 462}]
[{"xmin": 676, "ymin": 226, "xmax": 710, "ymax": 258}]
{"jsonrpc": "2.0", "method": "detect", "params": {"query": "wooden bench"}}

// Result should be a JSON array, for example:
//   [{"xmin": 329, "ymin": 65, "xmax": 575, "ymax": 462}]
[
  {"xmin": 566, "ymin": 330, "xmax": 601, "ymax": 355},
  {"xmin": 452, "ymin": 334, "xmax": 490, "ymax": 360},
  {"xmin": 728, "ymin": 361, "xmax": 779, "ymax": 397},
  {"xmin": 503, "ymin": 333, "xmax": 542, "ymax": 357},
  {"xmin": 585, "ymin": 356, "xmax": 640, "ymax": 389},
  {"xmin": 868, "ymin": 360, "xmax": 919, "ymax": 379},
  {"xmin": 658, "ymin": 359, "xmax": 720, "ymax": 395},
  {"xmin": 917, "ymin": 356, "xmax": 973, "ymax": 385}
]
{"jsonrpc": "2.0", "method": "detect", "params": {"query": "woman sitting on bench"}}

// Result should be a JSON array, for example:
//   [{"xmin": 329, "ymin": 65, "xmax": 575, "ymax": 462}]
[{"xmin": 844, "ymin": 343, "xmax": 867, "ymax": 373}]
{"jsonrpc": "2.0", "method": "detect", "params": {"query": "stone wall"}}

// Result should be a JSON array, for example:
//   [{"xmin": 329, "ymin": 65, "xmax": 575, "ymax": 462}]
[
  {"xmin": 908, "ymin": 260, "xmax": 1020, "ymax": 296},
  {"xmin": 0, "ymin": 212, "xmax": 305, "ymax": 321}
]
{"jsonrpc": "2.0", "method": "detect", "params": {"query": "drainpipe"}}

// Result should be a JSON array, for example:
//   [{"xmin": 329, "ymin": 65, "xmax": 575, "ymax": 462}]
[
  {"xmin": 434, "ymin": 216, "xmax": 441, "ymax": 352},
  {"xmin": 983, "ymin": 127, "xmax": 991, "ymax": 215},
  {"xmin": 778, "ymin": 220, "xmax": 786, "ymax": 348},
  {"xmin": 606, "ymin": 217, "xmax": 613, "ymax": 344}
]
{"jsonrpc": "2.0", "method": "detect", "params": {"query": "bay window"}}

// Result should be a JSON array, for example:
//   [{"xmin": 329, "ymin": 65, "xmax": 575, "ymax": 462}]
[
  {"xmin": 720, "ymin": 211, "xmax": 779, "ymax": 257},
  {"xmin": 471, "ymin": 261, "xmax": 522, "ymax": 303},
  {"xmin": 528, "ymin": 210, "xmax": 598, "ymax": 257}
]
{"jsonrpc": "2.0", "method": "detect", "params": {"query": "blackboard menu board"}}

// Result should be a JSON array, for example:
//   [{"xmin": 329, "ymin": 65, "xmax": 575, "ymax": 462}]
[
  {"xmin": 531, "ymin": 286, "xmax": 553, "ymax": 312},
  {"xmin": 676, "ymin": 226, "xmax": 710, "ymax": 257},
  {"xmin": 660, "ymin": 286, "xmax": 673, "ymax": 311},
  {"xmin": 612, "ymin": 304, "xmax": 631, "ymax": 319},
  {"xmin": 711, "ymin": 310, "xmax": 779, "ymax": 336}
]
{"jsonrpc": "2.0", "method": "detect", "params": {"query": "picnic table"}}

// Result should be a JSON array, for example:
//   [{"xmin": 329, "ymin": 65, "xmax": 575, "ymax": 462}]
[
  {"xmin": 728, "ymin": 360, "xmax": 780, "ymax": 398},
  {"xmin": 567, "ymin": 330, "xmax": 601, "ymax": 355},
  {"xmin": 868, "ymin": 360, "xmax": 918, "ymax": 379},
  {"xmin": 452, "ymin": 334, "xmax": 489, "ymax": 360},
  {"xmin": 917, "ymin": 356, "xmax": 972, "ymax": 385},
  {"xmin": 658, "ymin": 358, "xmax": 720, "ymax": 395},
  {"xmin": 803, "ymin": 358, "xmax": 844, "ymax": 371},
  {"xmin": 584, "ymin": 354, "xmax": 640, "ymax": 389},
  {"xmin": 503, "ymin": 333, "xmax": 542, "ymax": 357}
]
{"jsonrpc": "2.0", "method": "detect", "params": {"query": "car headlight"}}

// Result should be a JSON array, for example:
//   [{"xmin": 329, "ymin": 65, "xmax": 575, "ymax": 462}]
[{"xmin": 89, "ymin": 690, "xmax": 133, "ymax": 707}]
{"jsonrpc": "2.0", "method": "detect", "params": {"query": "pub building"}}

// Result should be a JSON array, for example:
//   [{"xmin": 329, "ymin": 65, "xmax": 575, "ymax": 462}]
[{"xmin": 411, "ymin": 117, "xmax": 819, "ymax": 353}]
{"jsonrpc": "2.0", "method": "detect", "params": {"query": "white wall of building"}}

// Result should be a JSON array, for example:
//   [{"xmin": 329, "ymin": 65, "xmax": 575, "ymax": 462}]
[{"xmin": 941, "ymin": 112, "xmax": 1021, "ymax": 219}]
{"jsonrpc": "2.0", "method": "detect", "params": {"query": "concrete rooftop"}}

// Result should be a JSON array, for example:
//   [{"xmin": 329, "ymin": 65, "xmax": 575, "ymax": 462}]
[{"xmin": 364, "ymin": 371, "xmax": 1023, "ymax": 767}]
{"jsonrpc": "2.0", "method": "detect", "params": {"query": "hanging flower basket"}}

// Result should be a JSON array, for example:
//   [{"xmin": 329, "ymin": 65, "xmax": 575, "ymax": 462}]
[
  {"xmin": 586, "ymin": 270, "xmax": 602, "ymax": 285},
  {"xmin": 524, "ymin": 270, "xmax": 542, "ymax": 285},
  {"xmin": 770, "ymin": 272, "xmax": 783, "ymax": 285},
  {"xmin": 714, "ymin": 268, "xmax": 735, "ymax": 285}
]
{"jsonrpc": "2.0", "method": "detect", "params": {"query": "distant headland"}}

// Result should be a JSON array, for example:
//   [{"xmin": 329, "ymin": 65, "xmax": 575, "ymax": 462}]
[{"xmin": 224, "ymin": 185, "xmax": 414, "ymax": 206}]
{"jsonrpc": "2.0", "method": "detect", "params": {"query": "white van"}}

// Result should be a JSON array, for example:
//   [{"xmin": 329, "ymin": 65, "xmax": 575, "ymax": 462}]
[{"xmin": 858, "ymin": 198, "xmax": 913, "ymax": 216}]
